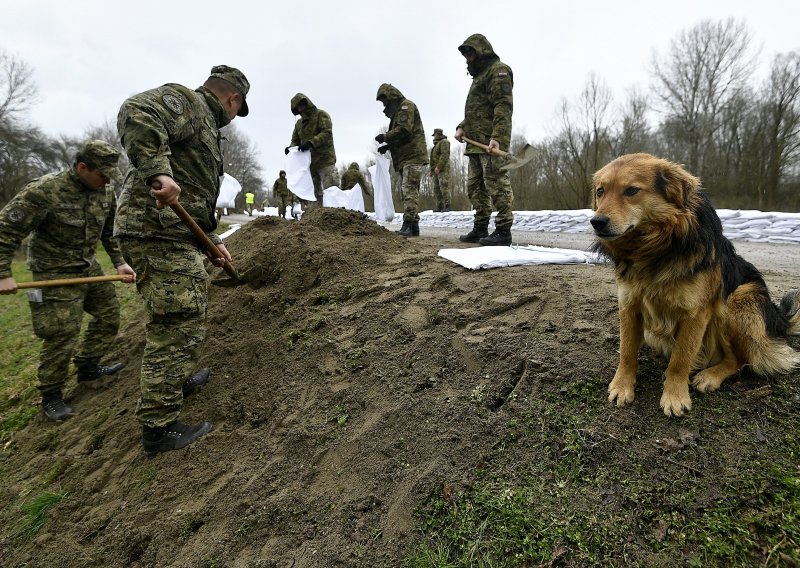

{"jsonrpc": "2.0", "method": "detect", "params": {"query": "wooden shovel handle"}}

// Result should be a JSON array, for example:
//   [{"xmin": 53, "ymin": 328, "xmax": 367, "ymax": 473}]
[
  {"xmin": 462, "ymin": 136, "xmax": 509, "ymax": 158},
  {"xmin": 150, "ymin": 181, "xmax": 240, "ymax": 280},
  {"xmin": 18, "ymin": 274, "xmax": 127, "ymax": 289}
]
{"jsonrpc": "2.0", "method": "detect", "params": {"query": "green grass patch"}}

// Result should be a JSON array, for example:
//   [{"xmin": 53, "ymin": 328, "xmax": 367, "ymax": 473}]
[{"xmin": 12, "ymin": 490, "xmax": 69, "ymax": 542}]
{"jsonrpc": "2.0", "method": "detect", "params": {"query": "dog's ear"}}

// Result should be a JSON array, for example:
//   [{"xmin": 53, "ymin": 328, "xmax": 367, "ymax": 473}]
[{"xmin": 654, "ymin": 160, "xmax": 700, "ymax": 209}]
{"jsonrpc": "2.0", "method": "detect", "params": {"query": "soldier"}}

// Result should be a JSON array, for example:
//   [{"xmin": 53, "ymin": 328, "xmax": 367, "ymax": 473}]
[
  {"xmin": 455, "ymin": 34, "xmax": 515, "ymax": 246},
  {"xmin": 244, "ymin": 191, "xmax": 255, "ymax": 216},
  {"xmin": 272, "ymin": 170, "xmax": 290, "ymax": 218},
  {"xmin": 340, "ymin": 162, "xmax": 372, "ymax": 198},
  {"xmin": 284, "ymin": 93, "xmax": 339, "ymax": 205},
  {"xmin": 375, "ymin": 83, "xmax": 428, "ymax": 237},
  {"xmin": 429, "ymin": 128, "xmax": 451, "ymax": 212},
  {"xmin": 0, "ymin": 140, "xmax": 136, "ymax": 421},
  {"xmin": 115, "ymin": 64, "xmax": 250, "ymax": 457}
]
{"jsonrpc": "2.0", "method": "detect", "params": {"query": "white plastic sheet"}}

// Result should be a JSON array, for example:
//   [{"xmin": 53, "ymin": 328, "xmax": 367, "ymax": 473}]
[
  {"xmin": 284, "ymin": 148, "xmax": 316, "ymax": 201},
  {"xmin": 438, "ymin": 245, "xmax": 604, "ymax": 270},
  {"xmin": 216, "ymin": 173, "xmax": 241, "ymax": 208},
  {"xmin": 368, "ymin": 156, "xmax": 394, "ymax": 222},
  {"xmin": 322, "ymin": 184, "xmax": 366, "ymax": 212}
]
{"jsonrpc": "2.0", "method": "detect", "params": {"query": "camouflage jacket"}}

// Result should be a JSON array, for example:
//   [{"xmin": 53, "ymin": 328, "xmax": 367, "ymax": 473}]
[
  {"xmin": 0, "ymin": 169, "xmax": 124, "ymax": 278},
  {"xmin": 115, "ymin": 84, "xmax": 228, "ymax": 245},
  {"xmin": 457, "ymin": 34, "xmax": 514, "ymax": 154},
  {"xmin": 377, "ymin": 84, "xmax": 428, "ymax": 172},
  {"xmin": 290, "ymin": 93, "xmax": 337, "ymax": 171},
  {"xmin": 273, "ymin": 176, "xmax": 289, "ymax": 198},
  {"xmin": 430, "ymin": 137, "xmax": 451, "ymax": 172},
  {"xmin": 340, "ymin": 163, "xmax": 371, "ymax": 194}
]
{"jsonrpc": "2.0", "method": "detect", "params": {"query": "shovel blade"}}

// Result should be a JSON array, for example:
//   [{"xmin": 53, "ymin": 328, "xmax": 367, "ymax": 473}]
[
  {"xmin": 499, "ymin": 144, "xmax": 535, "ymax": 171},
  {"xmin": 210, "ymin": 266, "xmax": 267, "ymax": 288}
]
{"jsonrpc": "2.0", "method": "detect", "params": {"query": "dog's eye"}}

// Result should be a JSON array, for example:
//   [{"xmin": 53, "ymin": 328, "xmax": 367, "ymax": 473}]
[
  {"xmin": 623, "ymin": 186, "xmax": 640, "ymax": 197},
  {"xmin": 596, "ymin": 187, "xmax": 604, "ymax": 198}
]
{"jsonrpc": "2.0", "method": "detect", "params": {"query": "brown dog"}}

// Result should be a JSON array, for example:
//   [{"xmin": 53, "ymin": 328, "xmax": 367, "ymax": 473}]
[{"xmin": 590, "ymin": 153, "xmax": 800, "ymax": 416}]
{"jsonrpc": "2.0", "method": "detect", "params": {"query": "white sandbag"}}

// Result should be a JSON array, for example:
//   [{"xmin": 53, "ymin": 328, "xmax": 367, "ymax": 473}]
[
  {"xmin": 368, "ymin": 156, "xmax": 395, "ymax": 222},
  {"xmin": 216, "ymin": 173, "xmax": 241, "ymax": 208},
  {"xmin": 284, "ymin": 148, "xmax": 316, "ymax": 201},
  {"xmin": 322, "ymin": 185, "xmax": 366, "ymax": 212}
]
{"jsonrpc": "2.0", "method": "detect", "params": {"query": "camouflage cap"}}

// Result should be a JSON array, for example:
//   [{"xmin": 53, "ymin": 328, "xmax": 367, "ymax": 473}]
[
  {"xmin": 432, "ymin": 128, "xmax": 444, "ymax": 137},
  {"xmin": 209, "ymin": 65, "xmax": 250, "ymax": 117},
  {"xmin": 78, "ymin": 140, "xmax": 121, "ymax": 179}
]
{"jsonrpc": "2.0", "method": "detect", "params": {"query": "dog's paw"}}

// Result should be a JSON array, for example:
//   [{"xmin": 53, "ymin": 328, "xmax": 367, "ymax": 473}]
[
  {"xmin": 692, "ymin": 370, "xmax": 724, "ymax": 393},
  {"xmin": 660, "ymin": 383, "xmax": 692, "ymax": 417},
  {"xmin": 608, "ymin": 377, "xmax": 635, "ymax": 407}
]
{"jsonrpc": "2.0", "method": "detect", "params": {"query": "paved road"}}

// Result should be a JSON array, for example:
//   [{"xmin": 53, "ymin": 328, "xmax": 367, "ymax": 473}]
[{"xmin": 221, "ymin": 212, "xmax": 800, "ymax": 276}]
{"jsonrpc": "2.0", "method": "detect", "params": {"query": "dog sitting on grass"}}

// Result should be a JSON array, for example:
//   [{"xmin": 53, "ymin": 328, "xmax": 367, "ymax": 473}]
[{"xmin": 590, "ymin": 153, "xmax": 800, "ymax": 417}]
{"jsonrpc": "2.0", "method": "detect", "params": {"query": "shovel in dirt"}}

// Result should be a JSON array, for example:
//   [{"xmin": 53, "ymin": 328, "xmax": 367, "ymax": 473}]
[
  {"xmin": 462, "ymin": 136, "xmax": 535, "ymax": 171},
  {"xmin": 151, "ymin": 182, "xmax": 265, "ymax": 288}
]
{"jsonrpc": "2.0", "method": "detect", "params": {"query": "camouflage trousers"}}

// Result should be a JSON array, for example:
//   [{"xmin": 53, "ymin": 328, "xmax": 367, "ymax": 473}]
[
  {"xmin": 432, "ymin": 168, "xmax": 451, "ymax": 209},
  {"xmin": 276, "ymin": 194, "xmax": 289, "ymax": 218},
  {"xmin": 466, "ymin": 154, "xmax": 514, "ymax": 230},
  {"xmin": 28, "ymin": 264, "xmax": 120, "ymax": 396},
  {"xmin": 119, "ymin": 239, "xmax": 208, "ymax": 428},
  {"xmin": 400, "ymin": 164, "xmax": 425, "ymax": 222},
  {"xmin": 311, "ymin": 164, "xmax": 341, "ymax": 205}
]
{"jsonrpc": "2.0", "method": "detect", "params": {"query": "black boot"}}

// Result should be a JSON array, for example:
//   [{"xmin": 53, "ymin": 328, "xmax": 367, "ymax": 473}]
[
  {"xmin": 459, "ymin": 225, "xmax": 489, "ymax": 243},
  {"xmin": 142, "ymin": 422, "xmax": 213, "ymax": 458},
  {"xmin": 183, "ymin": 368, "xmax": 211, "ymax": 398},
  {"xmin": 398, "ymin": 220, "xmax": 415, "ymax": 237},
  {"xmin": 42, "ymin": 393, "xmax": 74, "ymax": 421},
  {"xmin": 479, "ymin": 227, "xmax": 512, "ymax": 246},
  {"xmin": 76, "ymin": 362, "xmax": 125, "ymax": 382},
  {"xmin": 443, "ymin": 205, "xmax": 451, "ymax": 212},
  {"xmin": 411, "ymin": 221, "xmax": 420, "ymax": 236}
]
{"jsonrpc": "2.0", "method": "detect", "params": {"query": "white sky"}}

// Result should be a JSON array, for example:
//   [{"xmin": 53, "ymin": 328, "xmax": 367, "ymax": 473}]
[{"xmin": 3, "ymin": 0, "xmax": 799, "ymax": 183}]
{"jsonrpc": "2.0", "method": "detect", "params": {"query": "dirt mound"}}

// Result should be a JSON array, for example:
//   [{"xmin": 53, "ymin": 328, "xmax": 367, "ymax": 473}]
[{"xmin": 2, "ymin": 207, "xmax": 799, "ymax": 566}]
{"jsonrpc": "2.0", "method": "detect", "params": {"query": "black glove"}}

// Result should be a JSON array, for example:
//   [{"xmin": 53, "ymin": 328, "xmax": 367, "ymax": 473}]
[
  {"xmin": 377, "ymin": 145, "xmax": 389, "ymax": 155},
  {"xmin": 298, "ymin": 141, "xmax": 311, "ymax": 152},
  {"xmin": 284, "ymin": 146, "xmax": 290, "ymax": 155},
  {"xmin": 375, "ymin": 133, "xmax": 385, "ymax": 144}
]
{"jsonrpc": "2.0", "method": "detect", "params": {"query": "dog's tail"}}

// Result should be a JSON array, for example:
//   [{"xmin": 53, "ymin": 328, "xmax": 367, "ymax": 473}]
[{"xmin": 780, "ymin": 289, "xmax": 800, "ymax": 336}]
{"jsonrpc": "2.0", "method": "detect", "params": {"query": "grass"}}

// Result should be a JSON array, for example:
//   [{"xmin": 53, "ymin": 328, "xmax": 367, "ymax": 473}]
[
  {"xmin": 406, "ymin": 364, "xmax": 800, "ymax": 567},
  {"xmin": 13, "ymin": 490, "xmax": 69, "ymax": 542},
  {"xmin": 0, "ymin": 247, "xmax": 140, "ymax": 443}
]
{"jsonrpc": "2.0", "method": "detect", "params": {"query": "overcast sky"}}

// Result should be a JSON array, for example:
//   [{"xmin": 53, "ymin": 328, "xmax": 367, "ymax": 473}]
[{"xmin": 3, "ymin": 0, "xmax": 799, "ymax": 183}]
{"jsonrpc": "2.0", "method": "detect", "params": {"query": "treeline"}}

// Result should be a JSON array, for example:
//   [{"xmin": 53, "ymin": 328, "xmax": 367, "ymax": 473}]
[
  {"xmin": 405, "ymin": 19, "xmax": 800, "ymax": 213},
  {"xmin": 0, "ymin": 50, "xmax": 264, "ymax": 211}
]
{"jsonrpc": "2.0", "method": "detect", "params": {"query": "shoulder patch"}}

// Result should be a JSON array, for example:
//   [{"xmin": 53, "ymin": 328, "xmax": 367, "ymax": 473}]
[
  {"xmin": 162, "ymin": 94, "xmax": 184, "ymax": 115},
  {"xmin": 6, "ymin": 207, "xmax": 26, "ymax": 224},
  {"xmin": 401, "ymin": 105, "xmax": 409, "ymax": 110},
  {"xmin": 498, "ymin": 72, "xmax": 508, "ymax": 76}
]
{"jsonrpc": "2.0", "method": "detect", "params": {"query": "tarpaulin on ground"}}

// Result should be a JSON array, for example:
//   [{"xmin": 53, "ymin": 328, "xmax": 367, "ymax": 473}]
[
  {"xmin": 438, "ymin": 245, "xmax": 604, "ymax": 270},
  {"xmin": 284, "ymin": 148, "xmax": 316, "ymax": 201}
]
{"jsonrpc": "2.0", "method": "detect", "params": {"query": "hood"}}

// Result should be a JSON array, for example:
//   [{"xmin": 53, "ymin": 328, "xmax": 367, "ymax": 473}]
[
  {"xmin": 291, "ymin": 93, "xmax": 317, "ymax": 116},
  {"xmin": 458, "ymin": 34, "xmax": 498, "ymax": 59},
  {"xmin": 458, "ymin": 34, "xmax": 500, "ymax": 76},
  {"xmin": 348, "ymin": 162, "xmax": 360, "ymax": 170},
  {"xmin": 376, "ymin": 83, "xmax": 405, "ymax": 104}
]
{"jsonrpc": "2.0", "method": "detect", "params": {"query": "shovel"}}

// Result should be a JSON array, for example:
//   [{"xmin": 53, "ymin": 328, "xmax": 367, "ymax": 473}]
[
  {"xmin": 15, "ymin": 274, "xmax": 128, "ymax": 290},
  {"xmin": 462, "ymin": 136, "xmax": 535, "ymax": 171},
  {"xmin": 151, "ymin": 181, "xmax": 264, "ymax": 288}
]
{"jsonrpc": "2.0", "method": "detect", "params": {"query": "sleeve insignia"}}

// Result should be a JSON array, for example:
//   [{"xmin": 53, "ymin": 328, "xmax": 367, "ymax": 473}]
[
  {"xmin": 162, "ymin": 94, "xmax": 184, "ymax": 115},
  {"xmin": 6, "ymin": 207, "xmax": 26, "ymax": 223}
]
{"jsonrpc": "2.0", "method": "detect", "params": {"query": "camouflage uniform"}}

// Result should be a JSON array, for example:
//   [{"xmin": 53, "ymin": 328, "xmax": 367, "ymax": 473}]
[
  {"xmin": 273, "ymin": 173, "xmax": 290, "ymax": 218},
  {"xmin": 458, "ymin": 34, "xmax": 514, "ymax": 232},
  {"xmin": 0, "ymin": 142, "xmax": 125, "ymax": 397},
  {"xmin": 430, "ymin": 129, "xmax": 451, "ymax": 210},
  {"xmin": 289, "ymin": 93, "xmax": 340, "ymax": 204},
  {"xmin": 376, "ymin": 84, "xmax": 428, "ymax": 223},
  {"xmin": 340, "ymin": 162, "xmax": 372, "ymax": 196},
  {"xmin": 115, "ymin": 68, "xmax": 246, "ymax": 428}
]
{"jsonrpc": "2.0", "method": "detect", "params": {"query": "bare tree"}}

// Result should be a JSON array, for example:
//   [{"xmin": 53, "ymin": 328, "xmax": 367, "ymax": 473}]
[
  {"xmin": 651, "ymin": 18, "xmax": 755, "ymax": 177},
  {"xmin": 0, "ymin": 50, "xmax": 38, "ymax": 123},
  {"xmin": 220, "ymin": 124, "xmax": 265, "ymax": 212}
]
